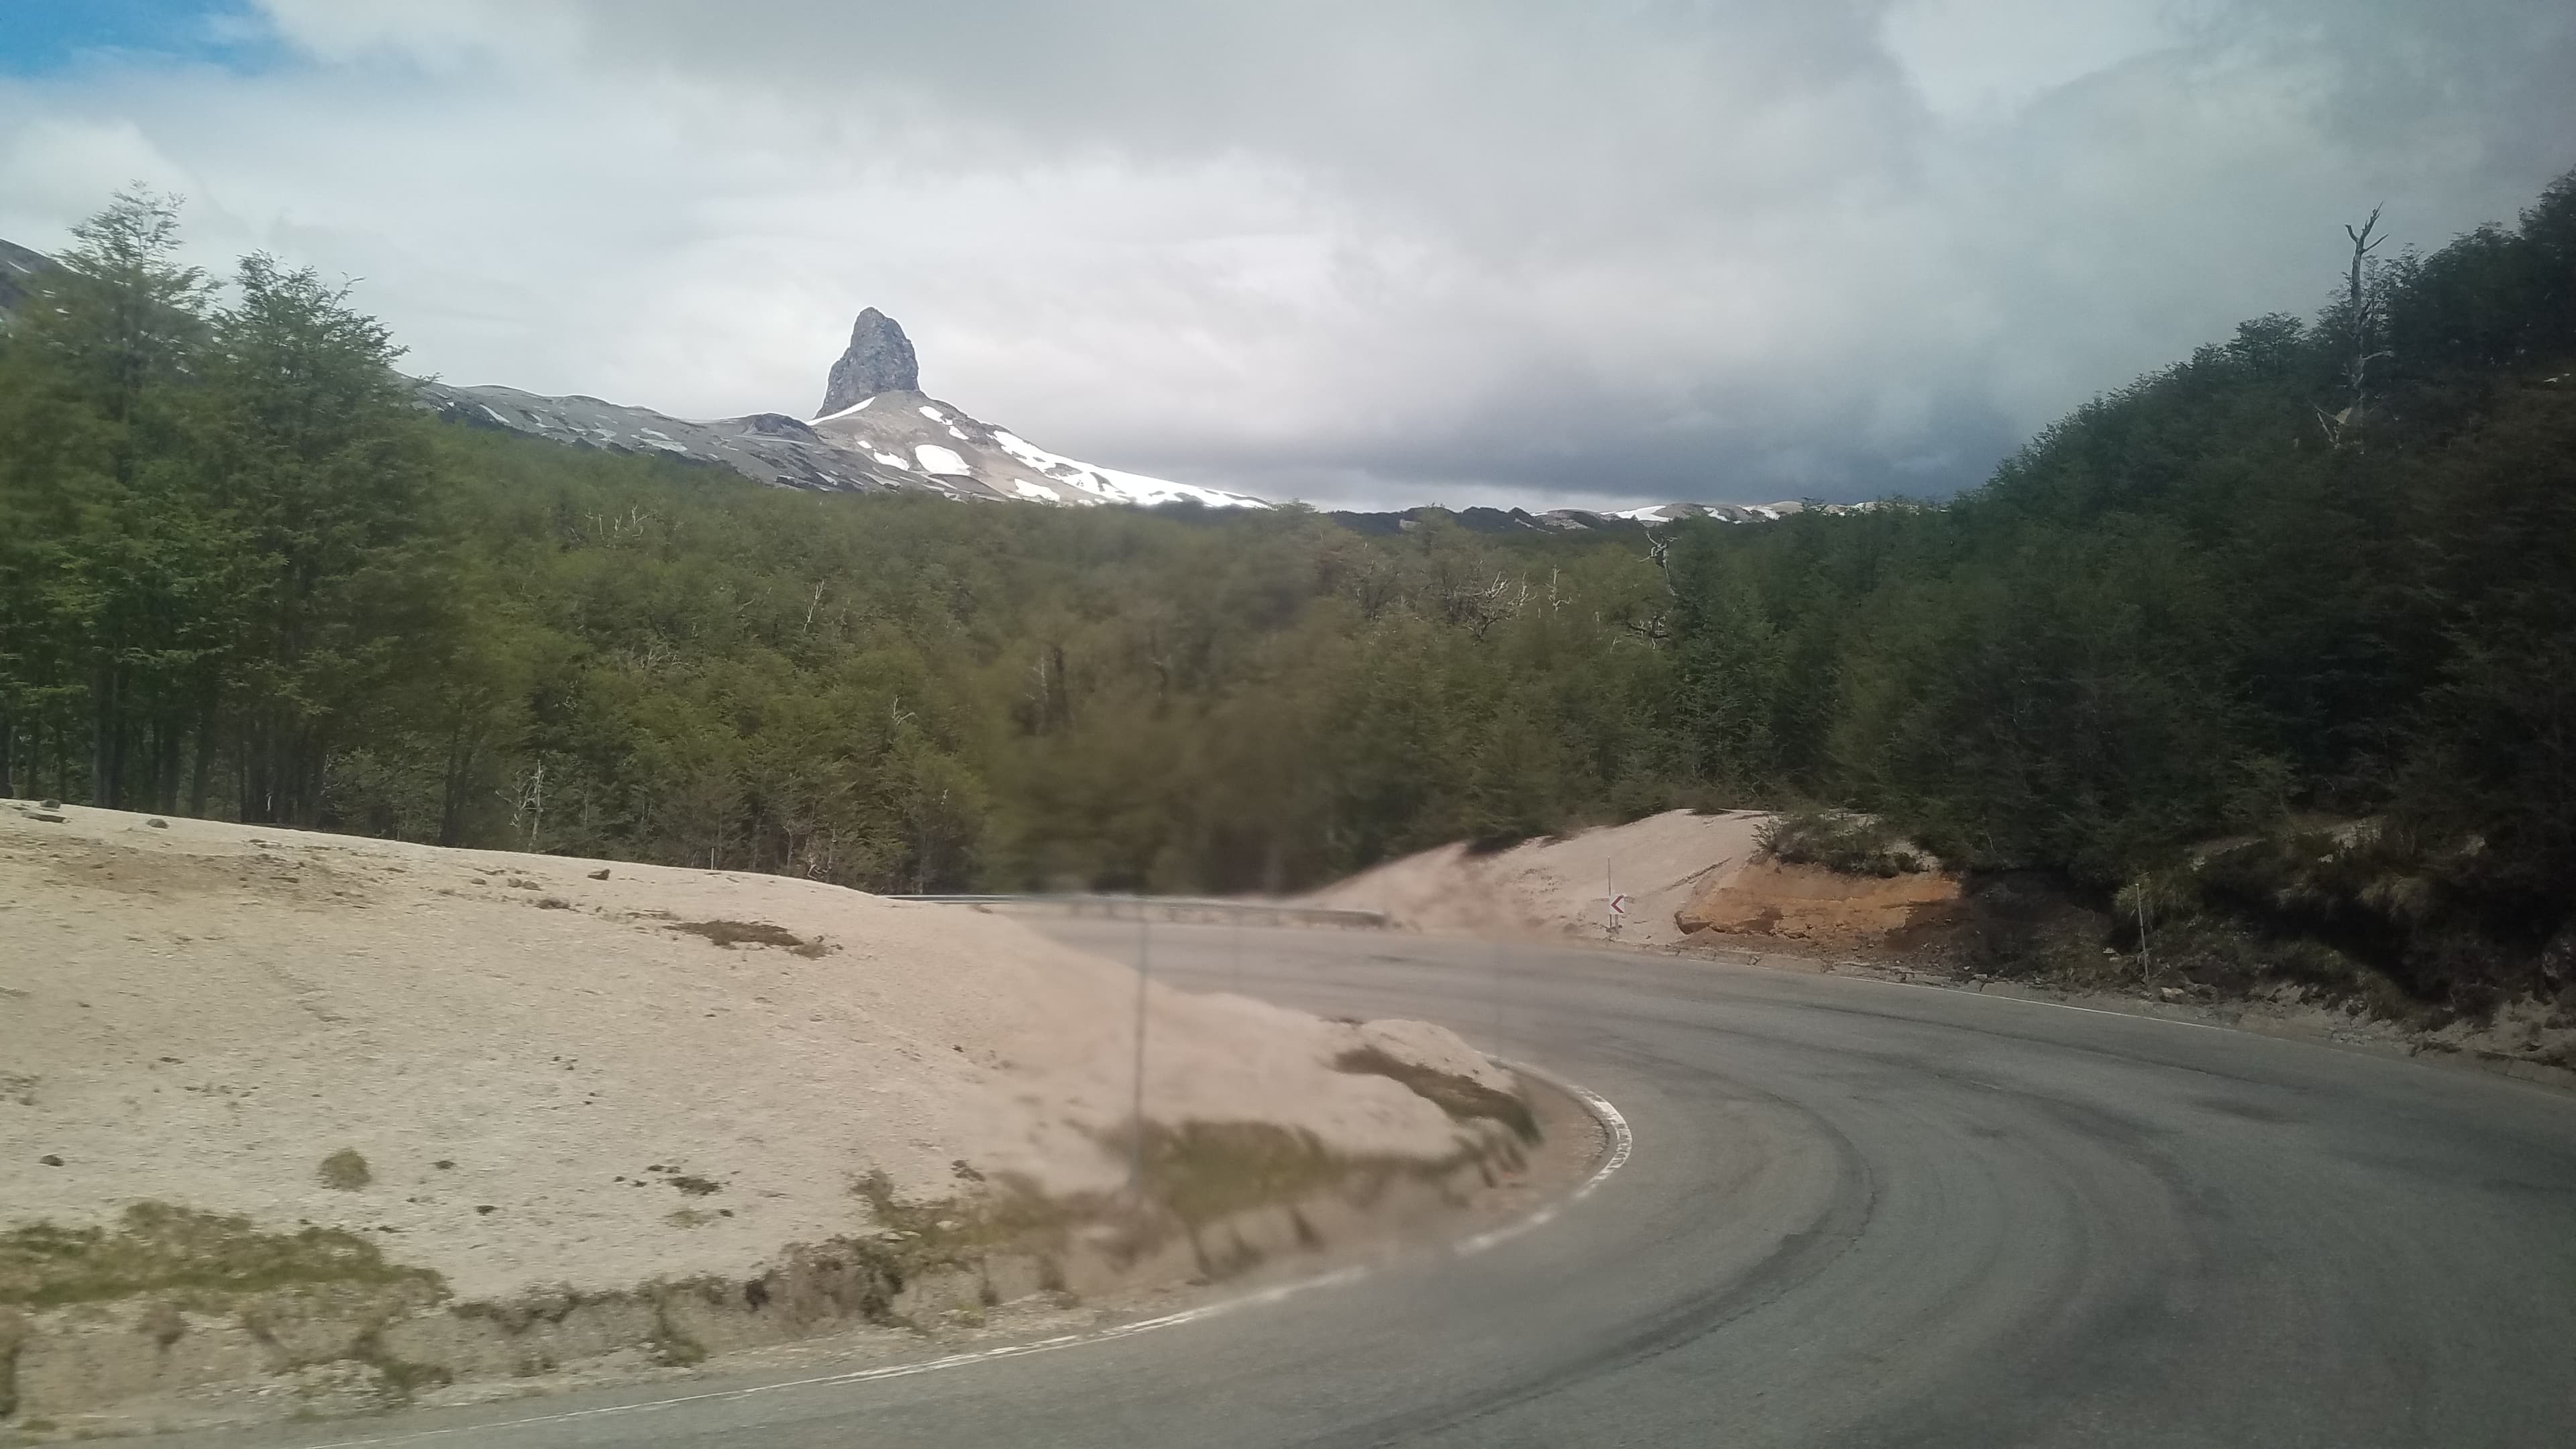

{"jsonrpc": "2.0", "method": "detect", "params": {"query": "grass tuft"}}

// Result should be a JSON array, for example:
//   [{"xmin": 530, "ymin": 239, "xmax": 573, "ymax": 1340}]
[
  {"xmin": 1332, "ymin": 1047, "xmax": 1539, "ymax": 1142},
  {"xmin": 0, "ymin": 1202, "xmax": 445, "ymax": 1310},
  {"xmin": 669, "ymin": 919, "xmax": 832, "ymax": 957},
  {"xmin": 316, "ymin": 1149, "xmax": 372, "ymax": 1191}
]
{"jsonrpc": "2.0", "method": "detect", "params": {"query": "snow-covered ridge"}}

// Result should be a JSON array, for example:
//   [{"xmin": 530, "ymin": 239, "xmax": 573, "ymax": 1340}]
[
  {"xmin": 1611, "ymin": 500, "xmax": 1798, "ymax": 522},
  {"xmin": 418, "ymin": 374, "xmax": 1844, "ymax": 527},
  {"xmin": 401, "ymin": 303, "xmax": 1278, "ymax": 511},
  {"xmin": 416, "ymin": 377, "xmax": 1273, "ymax": 512},
  {"xmin": 419, "ymin": 304, "xmax": 1279, "ymax": 511},
  {"xmin": 989, "ymin": 431, "xmax": 1265, "ymax": 511}
]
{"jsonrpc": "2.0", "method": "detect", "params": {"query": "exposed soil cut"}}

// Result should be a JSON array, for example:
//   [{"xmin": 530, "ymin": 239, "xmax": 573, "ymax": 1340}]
[
  {"xmin": 1301, "ymin": 808, "xmax": 1964, "ymax": 954},
  {"xmin": 1673, "ymin": 860, "xmax": 1964, "ymax": 947}
]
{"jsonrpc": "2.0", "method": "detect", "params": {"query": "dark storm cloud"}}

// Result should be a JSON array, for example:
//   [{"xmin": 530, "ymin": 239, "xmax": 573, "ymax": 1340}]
[{"xmin": 3, "ymin": 1, "xmax": 2571, "ymax": 506}]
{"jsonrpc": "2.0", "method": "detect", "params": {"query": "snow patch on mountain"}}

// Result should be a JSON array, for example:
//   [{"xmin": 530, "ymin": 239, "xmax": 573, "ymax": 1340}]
[
  {"xmin": 914, "ymin": 444, "xmax": 971, "ymax": 475},
  {"xmin": 990, "ymin": 431, "xmax": 1265, "ymax": 511}
]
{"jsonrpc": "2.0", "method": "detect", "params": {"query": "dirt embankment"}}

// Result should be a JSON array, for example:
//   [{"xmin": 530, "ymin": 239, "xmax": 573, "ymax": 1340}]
[
  {"xmin": 1301, "ymin": 809, "xmax": 1964, "ymax": 951},
  {"xmin": 1672, "ymin": 861, "xmax": 1964, "ymax": 947},
  {"xmin": 0, "ymin": 804, "xmax": 1550, "ymax": 1433},
  {"xmin": 1301, "ymin": 810, "xmax": 1770, "ymax": 947},
  {"xmin": 1311, "ymin": 809, "xmax": 2575, "ymax": 1091},
  {"xmin": 1299, "ymin": 811, "xmax": 2574, "ymax": 1095}
]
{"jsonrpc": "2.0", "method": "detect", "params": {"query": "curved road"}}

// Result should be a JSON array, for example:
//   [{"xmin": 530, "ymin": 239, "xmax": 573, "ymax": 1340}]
[{"xmin": 162, "ymin": 922, "xmax": 2575, "ymax": 1448}]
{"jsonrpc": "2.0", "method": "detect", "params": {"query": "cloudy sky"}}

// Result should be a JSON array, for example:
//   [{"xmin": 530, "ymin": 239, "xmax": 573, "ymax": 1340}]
[{"xmin": 3, "ymin": 1, "xmax": 2570, "ymax": 508}]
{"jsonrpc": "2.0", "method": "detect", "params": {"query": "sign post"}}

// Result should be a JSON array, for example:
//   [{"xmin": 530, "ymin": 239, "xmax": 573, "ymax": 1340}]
[{"xmin": 1130, "ymin": 908, "xmax": 1149, "ymax": 1203}]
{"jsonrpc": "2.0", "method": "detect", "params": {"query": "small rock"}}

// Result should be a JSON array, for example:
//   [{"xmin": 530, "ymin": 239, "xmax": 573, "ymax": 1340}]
[
  {"xmin": 23, "ymin": 809, "xmax": 66, "ymax": 823},
  {"xmin": 40, "ymin": 1154, "xmax": 64, "ymax": 1167},
  {"xmin": 475, "ymin": 1204, "xmax": 498, "ymax": 1215},
  {"xmin": 147, "ymin": 817, "xmax": 169, "ymax": 828},
  {"xmin": 39, "ymin": 798, "xmax": 61, "ymax": 809},
  {"xmin": 2159, "ymin": 986, "xmax": 2186, "ymax": 1002},
  {"xmin": 588, "ymin": 867, "xmax": 611, "ymax": 880}
]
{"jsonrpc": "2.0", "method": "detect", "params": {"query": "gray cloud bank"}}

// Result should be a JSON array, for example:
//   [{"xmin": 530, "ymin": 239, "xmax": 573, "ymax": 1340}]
[{"xmin": 3, "ymin": 0, "xmax": 2570, "ymax": 506}]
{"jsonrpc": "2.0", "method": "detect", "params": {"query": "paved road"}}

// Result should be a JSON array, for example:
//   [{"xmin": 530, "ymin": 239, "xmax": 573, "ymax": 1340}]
[{"xmin": 159, "ymin": 923, "xmax": 2576, "ymax": 1448}]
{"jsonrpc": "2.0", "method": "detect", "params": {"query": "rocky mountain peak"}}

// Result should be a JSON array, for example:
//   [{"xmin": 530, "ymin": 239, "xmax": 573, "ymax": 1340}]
[{"xmin": 818, "ymin": 307, "xmax": 919, "ymax": 416}]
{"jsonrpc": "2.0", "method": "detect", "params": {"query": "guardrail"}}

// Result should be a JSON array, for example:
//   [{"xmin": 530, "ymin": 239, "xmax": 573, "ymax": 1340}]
[{"xmin": 884, "ymin": 893, "xmax": 1388, "ymax": 930}]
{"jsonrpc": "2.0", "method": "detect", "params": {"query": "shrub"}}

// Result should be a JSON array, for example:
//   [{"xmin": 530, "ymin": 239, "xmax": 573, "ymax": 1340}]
[
  {"xmin": 1756, "ymin": 808, "xmax": 1925, "ymax": 877},
  {"xmin": 317, "ymin": 1149, "xmax": 372, "ymax": 1191}
]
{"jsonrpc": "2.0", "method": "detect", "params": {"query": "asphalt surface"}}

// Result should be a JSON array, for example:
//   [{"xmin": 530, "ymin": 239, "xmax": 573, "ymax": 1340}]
[{"xmin": 151, "ymin": 922, "xmax": 2576, "ymax": 1448}]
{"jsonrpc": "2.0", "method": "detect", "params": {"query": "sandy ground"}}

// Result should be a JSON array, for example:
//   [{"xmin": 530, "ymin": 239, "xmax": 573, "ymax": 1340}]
[
  {"xmin": 1301, "ymin": 810, "xmax": 1774, "ymax": 947},
  {"xmin": 0, "ymin": 804, "xmax": 1511, "ymax": 1301}
]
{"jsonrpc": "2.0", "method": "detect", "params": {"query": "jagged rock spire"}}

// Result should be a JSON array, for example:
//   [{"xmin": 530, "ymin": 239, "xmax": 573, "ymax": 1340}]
[{"xmin": 818, "ymin": 307, "xmax": 918, "ymax": 415}]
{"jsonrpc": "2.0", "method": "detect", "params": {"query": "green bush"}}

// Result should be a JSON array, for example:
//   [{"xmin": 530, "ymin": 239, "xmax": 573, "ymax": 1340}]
[
  {"xmin": 316, "ymin": 1148, "xmax": 372, "ymax": 1191},
  {"xmin": 1755, "ymin": 808, "xmax": 1925, "ymax": 877}
]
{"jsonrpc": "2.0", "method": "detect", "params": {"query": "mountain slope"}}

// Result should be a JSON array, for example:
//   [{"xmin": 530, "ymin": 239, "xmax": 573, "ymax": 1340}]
[
  {"xmin": 0, "ymin": 233, "xmax": 1823, "ymax": 523},
  {"xmin": 423, "ymin": 309, "xmax": 1269, "ymax": 508},
  {"xmin": 0, "ymin": 237, "xmax": 59, "ymax": 319}
]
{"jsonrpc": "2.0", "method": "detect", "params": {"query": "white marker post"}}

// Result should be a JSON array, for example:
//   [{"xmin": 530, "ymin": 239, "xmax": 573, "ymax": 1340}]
[
  {"xmin": 1606, "ymin": 892, "xmax": 1629, "ymax": 936},
  {"xmin": 1130, "ymin": 906, "xmax": 1150, "ymax": 1202}
]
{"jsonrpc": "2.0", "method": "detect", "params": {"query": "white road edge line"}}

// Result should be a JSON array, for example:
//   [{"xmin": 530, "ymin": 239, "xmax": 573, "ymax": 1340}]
[
  {"xmin": 286, "ymin": 1062, "xmax": 1633, "ymax": 1448},
  {"xmin": 1452, "ymin": 1058, "xmax": 1634, "ymax": 1256}
]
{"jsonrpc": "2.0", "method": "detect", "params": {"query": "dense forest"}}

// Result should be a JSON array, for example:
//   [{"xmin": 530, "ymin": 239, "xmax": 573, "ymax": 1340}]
[{"xmin": 3, "ymin": 174, "xmax": 2571, "ymax": 1011}]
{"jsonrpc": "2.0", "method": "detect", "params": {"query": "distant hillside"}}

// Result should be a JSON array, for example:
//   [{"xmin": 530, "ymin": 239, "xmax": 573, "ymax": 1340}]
[
  {"xmin": 0, "ymin": 237, "xmax": 58, "ymax": 317},
  {"xmin": 0, "ymin": 233, "xmax": 1835, "ymax": 528},
  {"xmin": 1326, "ymin": 500, "xmax": 1858, "ymax": 537}
]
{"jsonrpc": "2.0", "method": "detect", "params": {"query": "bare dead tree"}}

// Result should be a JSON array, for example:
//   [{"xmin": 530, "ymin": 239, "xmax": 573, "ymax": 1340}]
[
  {"xmin": 1618, "ymin": 613, "xmax": 1673, "ymax": 646},
  {"xmin": 2317, "ymin": 205, "xmax": 2392, "ymax": 448},
  {"xmin": 1644, "ymin": 527, "xmax": 1678, "ymax": 594},
  {"xmin": 499, "ymin": 761, "xmax": 545, "ymax": 850},
  {"xmin": 1444, "ymin": 573, "xmax": 1530, "ymax": 640},
  {"xmin": 1618, "ymin": 526, "xmax": 1680, "ymax": 646},
  {"xmin": 1018, "ymin": 644, "xmax": 1071, "ymax": 734}
]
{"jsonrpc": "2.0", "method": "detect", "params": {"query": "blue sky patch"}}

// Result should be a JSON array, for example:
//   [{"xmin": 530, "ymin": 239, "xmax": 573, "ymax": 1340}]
[{"xmin": 0, "ymin": 1, "xmax": 282, "ymax": 76}]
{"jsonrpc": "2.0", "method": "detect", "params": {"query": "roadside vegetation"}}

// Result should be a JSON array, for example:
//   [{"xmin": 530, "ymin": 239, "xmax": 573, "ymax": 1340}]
[
  {"xmin": 1754, "ymin": 809, "xmax": 1926, "ymax": 878},
  {"xmin": 3, "ymin": 171, "xmax": 2571, "ymax": 1018},
  {"xmin": 0, "ymin": 1203, "xmax": 442, "ymax": 1311}
]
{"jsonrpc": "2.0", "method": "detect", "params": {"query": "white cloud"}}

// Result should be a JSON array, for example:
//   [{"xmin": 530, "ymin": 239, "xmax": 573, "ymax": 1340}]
[
  {"xmin": 1880, "ymin": 0, "xmax": 2198, "ymax": 121},
  {"xmin": 0, "ymin": 0, "xmax": 2565, "ymax": 506}
]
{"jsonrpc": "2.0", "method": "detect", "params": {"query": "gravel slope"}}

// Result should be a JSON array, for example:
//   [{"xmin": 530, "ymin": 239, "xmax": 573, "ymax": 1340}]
[{"xmin": 0, "ymin": 806, "xmax": 1504, "ymax": 1301}]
